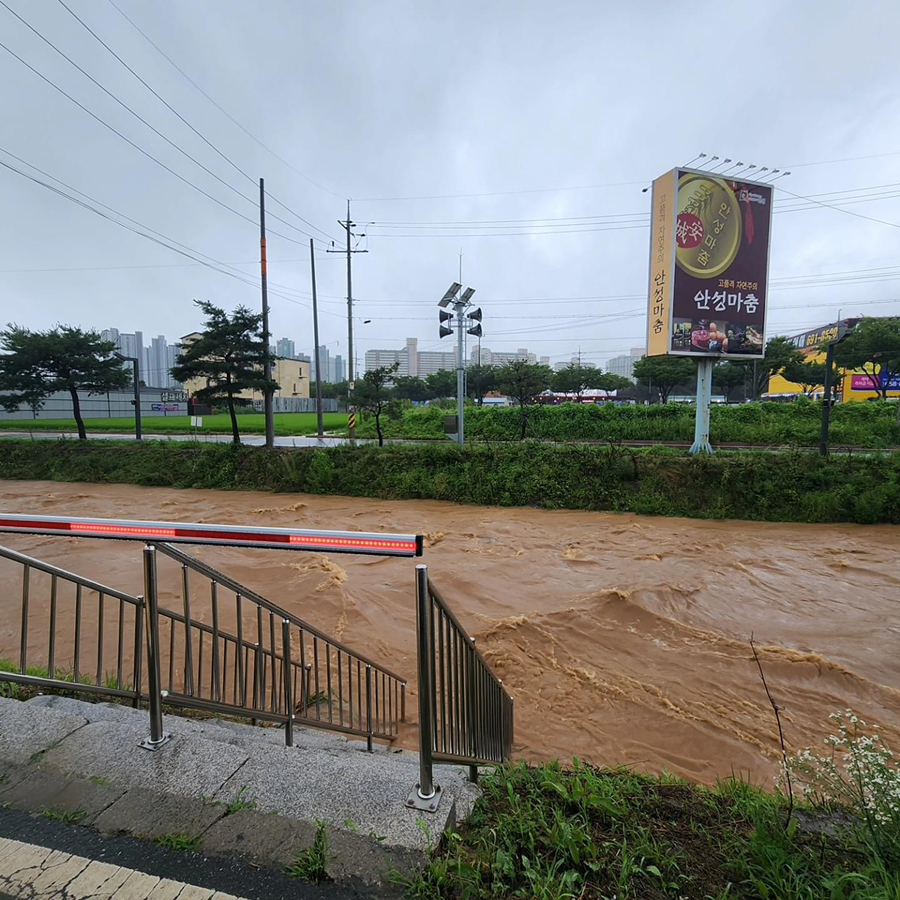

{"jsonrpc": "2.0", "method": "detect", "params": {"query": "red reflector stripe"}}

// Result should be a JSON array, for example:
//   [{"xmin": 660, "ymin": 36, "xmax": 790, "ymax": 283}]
[
  {"xmin": 0, "ymin": 518, "xmax": 69, "ymax": 532},
  {"xmin": 173, "ymin": 528, "xmax": 291, "ymax": 544},
  {"xmin": 71, "ymin": 523, "xmax": 176, "ymax": 537}
]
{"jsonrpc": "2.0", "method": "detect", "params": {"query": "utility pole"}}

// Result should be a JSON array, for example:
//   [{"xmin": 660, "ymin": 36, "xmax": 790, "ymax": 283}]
[
  {"xmin": 309, "ymin": 239, "xmax": 324, "ymax": 439},
  {"xmin": 259, "ymin": 178, "xmax": 274, "ymax": 449},
  {"xmin": 345, "ymin": 200, "xmax": 355, "ymax": 440},
  {"xmin": 329, "ymin": 200, "xmax": 367, "ymax": 440}
]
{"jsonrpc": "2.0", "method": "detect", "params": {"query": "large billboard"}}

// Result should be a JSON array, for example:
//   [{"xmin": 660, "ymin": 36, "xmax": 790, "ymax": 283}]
[{"xmin": 647, "ymin": 168, "xmax": 774, "ymax": 359}]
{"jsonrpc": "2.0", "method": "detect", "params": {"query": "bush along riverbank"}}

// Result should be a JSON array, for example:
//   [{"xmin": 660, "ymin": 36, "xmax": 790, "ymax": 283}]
[
  {"xmin": 404, "ymin": 721, "xmax": 900, "ymax": 900},
  {"xmin": 355, "ymin": 400, "xmax": 900, "ymax": 448},
  {"xmin": 1, "ymin": 439, "xmax": 899, "ymax": 524}
]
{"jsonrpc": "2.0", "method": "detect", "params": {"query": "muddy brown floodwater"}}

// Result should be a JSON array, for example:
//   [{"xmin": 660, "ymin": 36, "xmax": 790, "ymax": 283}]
[{"xmin": 1, "ymin": 480, "xmax": 899, "ymax": 786}]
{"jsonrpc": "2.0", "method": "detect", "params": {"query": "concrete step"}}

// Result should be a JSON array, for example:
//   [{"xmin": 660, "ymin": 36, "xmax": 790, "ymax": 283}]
[
  {"xmin": 3, "ymin": 695, "xmax": 479, "ymax": 888},
  {"xmin": 25, "ymin": 695, "xmax": 409, "ymax": 761}
]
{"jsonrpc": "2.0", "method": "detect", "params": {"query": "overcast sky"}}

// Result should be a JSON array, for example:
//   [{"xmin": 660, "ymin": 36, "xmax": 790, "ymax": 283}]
[{"xmin": 2, "ymin": 0, "xmax": 899, "ymax": 371}]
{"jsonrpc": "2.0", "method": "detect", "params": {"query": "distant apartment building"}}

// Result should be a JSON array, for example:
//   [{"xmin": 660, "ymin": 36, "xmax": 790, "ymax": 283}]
[
  {"xmin": 470, "ymin": 346, "xmax": 537, "ymax": 367},
  {"xmin": 553, "ymin": 357, "xmax": 597, "ymax": 372},
  {"xmin": 605, "ymin": 347, "xmax": 646, "ymax": 383},
  {"xmin": 103, "ymin": 327, "xmax": 183, "ymax": 387},
  {"xmin": 364, "ymin": 338, "xmax": 457, "ymax": 377},
  {"xmin": 276, "ymin": 337, "xmax": 296, "ymax": 359}
]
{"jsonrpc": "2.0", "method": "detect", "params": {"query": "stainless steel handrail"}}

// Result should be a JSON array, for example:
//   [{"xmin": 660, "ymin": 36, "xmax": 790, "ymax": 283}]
[
  {"xmin": 0, "ymin": 544, "xmax": 144, "ymax": 706},
  {"xmin": 153, "ymin": 542, "xmax": 405, "ymax": 683},
  {"xmin": 408, "ymin": 564, "xmax": 514, "ymax": 811},
  {"xmin": 150, "ymin": 542, "xmax": 406, "ymax": 746}
]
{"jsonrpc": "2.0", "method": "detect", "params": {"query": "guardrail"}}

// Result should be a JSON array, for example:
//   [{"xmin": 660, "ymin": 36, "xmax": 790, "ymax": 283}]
[
  {"xmin": 150, "ymin": 542, "xmax": 406, "ymax": 750},
  {"xmin": 0, "ymin": 545, "xmax": 144, "ymax": 705},
  {"xmin": 0, "ymin": 514, "xmax": 515, "ymax": 814},
  {"xmin": 408, "ymin": 564, "xmax": 514, "ymax": 811},
  {"xmin": 0, "ymin": 514, "xmax": 417, "ymax": 751}
]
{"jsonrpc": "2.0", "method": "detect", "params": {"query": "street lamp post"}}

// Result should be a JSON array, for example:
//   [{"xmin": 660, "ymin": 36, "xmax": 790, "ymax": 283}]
[{"xmin": 114, "ymin": 352, "xmax": 142, "ymax": 441}]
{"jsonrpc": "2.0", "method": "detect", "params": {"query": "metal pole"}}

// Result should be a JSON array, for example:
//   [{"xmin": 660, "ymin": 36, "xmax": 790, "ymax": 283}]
[
  {"xmin": 820, "ymin": 342, "xmax": 836, "ymax": 457},
  {"xmin": 690, "ymin": 358, "xmax": 714, "ymax": 455},
  {"xmin": 310, "ymin": 239, "xmax": 324, "ymax": 439},
  {"xmin": 140, "ymin": 545, "xmax": 170, "ymax": 750},
  {"xmin": 407, "ymin": 564, "xmax": 441, "ymax": 811},
  {"xmin": 346, "ymin": 200, "xmax": 356, "ymax": 441},
  {"xmin": 282, "ymin": 619, "xmax": 294, "ymax": 747},
  {"xmin": 365, "ymin": 665, "xmax": 373, "ymax": 753},
  {"xmin": 456, "ymin": 301, "xmax": 465, "ymax": 445},
  {"xmin": 260, "ymin": 178, "xmax": 274, "ymax": 449},
  {"xmin": 129, "ymin": 358, "xmax": 142, "ymax": 440}
]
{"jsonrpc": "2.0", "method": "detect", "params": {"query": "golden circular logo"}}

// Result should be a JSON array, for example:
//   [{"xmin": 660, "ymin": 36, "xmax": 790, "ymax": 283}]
[{"xmin": 675, "ymin": 175, "xmax": 741, "ymax": 279}]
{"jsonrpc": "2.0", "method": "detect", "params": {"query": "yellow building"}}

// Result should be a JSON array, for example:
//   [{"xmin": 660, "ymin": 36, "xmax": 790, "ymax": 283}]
[
  {"xmin": 765, "ymin": 319, "xmax": 900, "ymax": 403},
  {"xmin": 180, "ymin": 333, "xmax": 309, "ymax": 402}
]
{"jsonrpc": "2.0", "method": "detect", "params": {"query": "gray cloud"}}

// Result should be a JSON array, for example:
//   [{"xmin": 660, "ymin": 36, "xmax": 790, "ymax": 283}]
[{"xmin": 1, "ymin": 0, "xmax": 899, "ymax": 370}]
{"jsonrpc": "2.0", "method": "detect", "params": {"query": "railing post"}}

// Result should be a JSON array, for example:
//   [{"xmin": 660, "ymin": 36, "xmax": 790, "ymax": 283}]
[
  {"xmin": 467, "ymin": 637, "xmax": 478, "ymax": 783},
  {"xmin": 401, "ymin": 682, "xmax": 406, "ymax": 722},
  {"xmin": 139, "ymin": 545, "xmax": 171, "ymax": 751},
  {"xmin": 407, "ymin": 564, "xmax": 442, "ymax": 811},
  {"xmin": 366, "ymin": 665, "xmax": 374, "ymax": 752},
  {"xmin": 132, "ymin": 597, "xmax": 144, "ymax": 709},
  {"xmin": 282, "ymin": 620, "xmax": 294, "ymax": 747}
]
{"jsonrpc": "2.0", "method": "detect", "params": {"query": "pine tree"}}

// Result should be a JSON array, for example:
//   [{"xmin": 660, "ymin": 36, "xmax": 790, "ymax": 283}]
[{"xmin": 171, "ymin": 300, "xmax": 278, "ymax": 444}]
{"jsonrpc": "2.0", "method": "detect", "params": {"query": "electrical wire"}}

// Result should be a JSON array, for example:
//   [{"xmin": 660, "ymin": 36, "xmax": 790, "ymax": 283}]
[
  {"xmin": 53, "ymin": 0, "xmax": 339, "ymax": 243},
  {"xmin": 0, "ymin": 149, "xmax": 346, "ymax": 318},
  {"xmin": 0, "ymin": 4, "xmax": 326, "ymax": 247},
  {"xmin": 105, "ymin": 0, "xmax": 343, "ymax": 201}
]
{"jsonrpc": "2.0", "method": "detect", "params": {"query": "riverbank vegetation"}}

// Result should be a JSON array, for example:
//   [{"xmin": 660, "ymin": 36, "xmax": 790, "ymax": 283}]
[
  {"xmin": 356, "ymin": 400, "xmax": 900, "ymax": 448},
  {"xmin": 405, "ymin": 743, "xmax": 900, "ymax": 900},
  {"xmin": 1, "ymin": 439, "xmax": 898, "ymax": 524}
]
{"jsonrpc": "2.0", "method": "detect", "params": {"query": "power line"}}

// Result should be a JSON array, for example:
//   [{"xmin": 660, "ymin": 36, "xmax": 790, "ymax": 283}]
[
  {"xmin": 54, "ymin": 0, "xmax": 339, "ymax": 244},
  {"xmin": 0, "ymin": 2, "xmax": 326, "ymax": 247},
  {"xmin": 105, "ymin": 0, "xmax": 343, "ymax": 201},
  {"xmin": 0, "ymin": 148, "xmax": 346, "ymax": 318}
]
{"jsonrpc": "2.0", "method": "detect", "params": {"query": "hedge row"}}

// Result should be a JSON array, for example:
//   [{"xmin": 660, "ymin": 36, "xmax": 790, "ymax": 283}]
[
  {"xmin": 356, "ymin": 400, "xmax": 900, "ymax": 448},
  {"xmin": 1, "ymin": 439, "xmax": 898, "ymax": 524}
]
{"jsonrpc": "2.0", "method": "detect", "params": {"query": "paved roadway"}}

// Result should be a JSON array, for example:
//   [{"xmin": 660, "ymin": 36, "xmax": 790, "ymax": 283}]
[{"xmin": 0, "ymin": 808, "xmax": 360, "ymax": 900}]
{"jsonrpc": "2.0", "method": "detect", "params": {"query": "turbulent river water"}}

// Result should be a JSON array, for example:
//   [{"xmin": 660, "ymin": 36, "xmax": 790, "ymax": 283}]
[{"xmin": 2, "ymin": 480, "xmax": 899, "ymax": 786}]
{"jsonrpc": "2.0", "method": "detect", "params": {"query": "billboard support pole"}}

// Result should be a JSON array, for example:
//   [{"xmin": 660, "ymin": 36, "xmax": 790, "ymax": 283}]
[{"xmin": 690, "ymin": 359, "xmax": 714, "ymax": 454}]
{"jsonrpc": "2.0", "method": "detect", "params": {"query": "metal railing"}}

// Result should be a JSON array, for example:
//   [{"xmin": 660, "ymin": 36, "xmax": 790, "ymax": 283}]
[
  {"xmin": 0, "ymin": 513, "xmax": 417, "ymax": 753},
  {"xmin": 149, "ymin": 542, "xmax": 406, "ymax": 749},
  {"xmin": 408, "ymin": 564, "xmax": 514, "ymax": 811},
  {"xmin": 0, "ymin": 514, "xmax": 515, "ymax": 814},
  {"xmin": 0, "ymin": 545, "xmax": 144, "ymax": 705}
]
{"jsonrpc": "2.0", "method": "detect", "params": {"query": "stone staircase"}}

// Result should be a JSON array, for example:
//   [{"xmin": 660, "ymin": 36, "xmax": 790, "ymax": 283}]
[{"xmin": 0, "ymin": 695, "xmax": 480, "ymax": 889}]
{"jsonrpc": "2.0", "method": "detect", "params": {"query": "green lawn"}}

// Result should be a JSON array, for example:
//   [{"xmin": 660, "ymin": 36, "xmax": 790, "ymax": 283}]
[{"xmin": 0, "ymin": 412, "xmax": 348, "ymax": 436}]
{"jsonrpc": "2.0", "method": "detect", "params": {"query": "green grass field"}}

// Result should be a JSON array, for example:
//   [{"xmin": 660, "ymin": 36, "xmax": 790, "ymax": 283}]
[{"xmin": 0, "ymin": 412, "xmax": 348, "ymax": 436}]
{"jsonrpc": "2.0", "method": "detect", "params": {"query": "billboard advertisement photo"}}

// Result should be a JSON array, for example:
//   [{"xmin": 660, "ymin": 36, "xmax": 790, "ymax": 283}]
[{"xmin": 647, "ymin": 168, "xmax": 774, "ymax": 359}]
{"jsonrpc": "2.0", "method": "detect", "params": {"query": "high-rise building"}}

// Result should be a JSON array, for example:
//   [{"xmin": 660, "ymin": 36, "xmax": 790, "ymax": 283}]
[
  {"xmin": 540, "ymin": 356, "xmax": 551, "ymax": 366},
  {"xmin": 276, "ymin": 337, "xmax": 296, "ymax": 359},
  {"xmin": 605, "ymin": 347, "xmax": 646, "ymax": 382},
  {"xmin": 312, "ymin": 345, "xmax": 331, "ymax": 382},
  {"xmin": 332, "ymin": 354, "xmax": 345, "ymax": 383},
  {"xmin": 469, "ymin": 346, "xmax": 536, "ymax": 367},
  {"xmin": 554, "ymin": 356, "xmax": 597, "ymax": 372},
  {"xmin": 364, "ymin": 338, "xmax": 457, "ymax": 377}
]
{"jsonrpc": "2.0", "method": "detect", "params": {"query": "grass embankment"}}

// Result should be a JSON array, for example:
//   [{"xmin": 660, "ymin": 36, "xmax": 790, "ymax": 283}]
[
  {"xmin": 0, "ymin": 411, "xmax": 347, "ymax": 435},
  {"xmin": 357, "ymin": 401, "xmax": 900, "ymax": 448},
  {"xmin": 1, "ymin": 439, "xmax": 898, "ymax": 524},
  {"xmin": 406, "ymin": 761, "xmax": 898, "ymax": 900}
]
